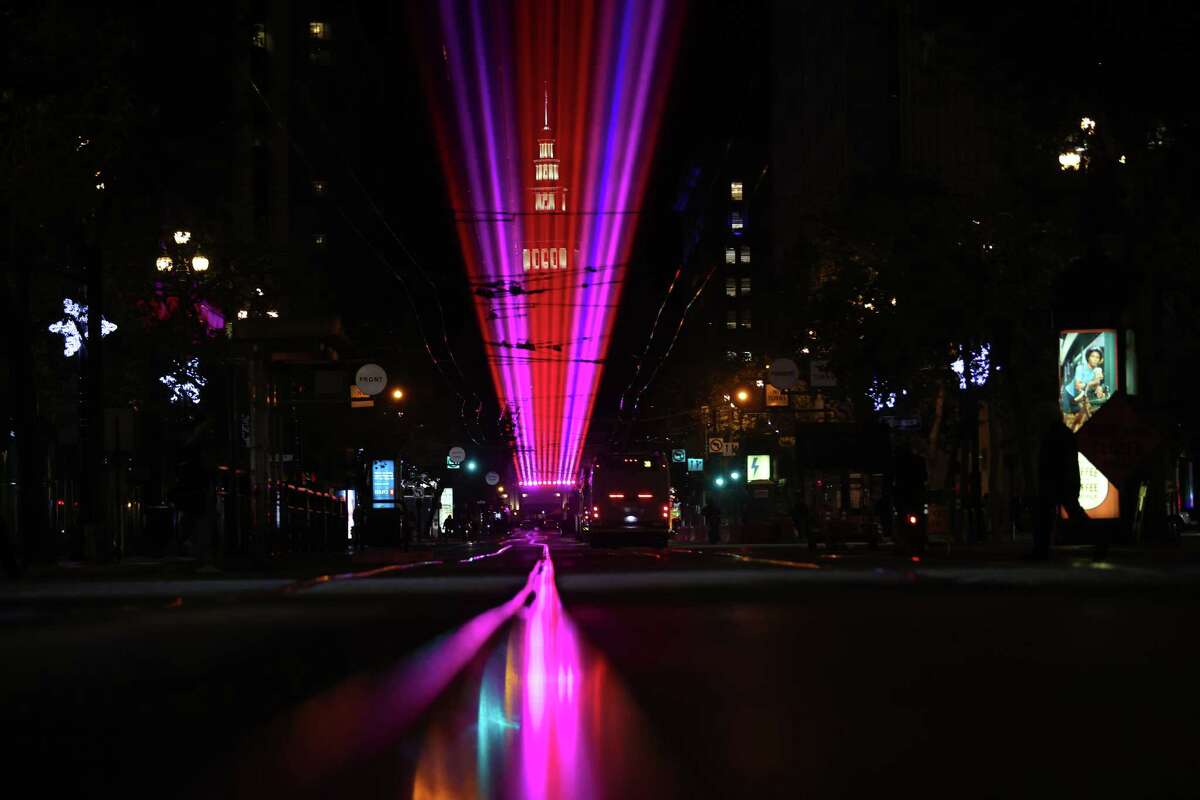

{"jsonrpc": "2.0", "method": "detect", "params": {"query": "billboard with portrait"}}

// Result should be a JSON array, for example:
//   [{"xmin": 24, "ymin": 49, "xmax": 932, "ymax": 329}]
[{"xmin": 1059, "ymin": 329, "xmax": 1117, "ymax": 433}]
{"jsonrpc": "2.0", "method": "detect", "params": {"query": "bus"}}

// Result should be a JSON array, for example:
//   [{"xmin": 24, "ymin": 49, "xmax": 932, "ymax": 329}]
[{"xmin": 582, "ymin": 452, "xmax": 672, "ymax": 547}]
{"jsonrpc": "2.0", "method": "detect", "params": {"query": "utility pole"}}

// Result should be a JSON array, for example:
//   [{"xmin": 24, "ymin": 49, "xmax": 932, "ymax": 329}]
[{"xmin": 80, "ymin": 237, "xmax": 108, "ymax": 561}]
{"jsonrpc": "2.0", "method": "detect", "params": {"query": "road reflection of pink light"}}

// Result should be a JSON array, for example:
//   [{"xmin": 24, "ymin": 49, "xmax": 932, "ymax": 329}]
[
  {"xmin": 201, "ymin": 540, "xmax": 666, "ymax": 799},
  {"xmin": 412, "ymin": 543, "xmax": 669, "ymax": 799}
]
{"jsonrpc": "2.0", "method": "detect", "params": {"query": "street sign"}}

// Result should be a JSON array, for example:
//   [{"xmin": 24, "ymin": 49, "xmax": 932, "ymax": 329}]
[
  {"xmin": 446, "ymin": 456, "xmax": 461, "ymax": 469},
  {"xmin": 687, "ymin": 458, "xmax": 704, "ymax": 472},
  {"xmin": 350, "ymin": 384, "xmax": 374, "ymax": 408},
  {"xmin": 722, "ymin": 441, "xmax": 739, "ymax": 457},
  {"xmin": 810, "ymin": 360, "xmax": 837, "ymax": 388},
  {"xmin": 485, "ymin": 471, "xmax": 500, "ymax": 486},
  {"xmin": 448, "ymin": 446, "xmax": 466, "ymax": 465},
  {"xmin": 746, "ymin": 454, "xmax": 771, "ymax": 482},
  {"xmin": 765, "ymin": 383, "xmax": 789, "ymax": 407},
  {"xmin": 768, "ymin": 357, "xmax": 799, "ymax": 390},
  {"xmin": 708, "ymin": 438, "xmax": 724, "ymax": 454},
  {"xmin": 671, "ymin": 448, "xmax": 687, "ymax": 463},
  {"xmin": 355, "ymin": 363, "xmax": 388, "ymax": 396}
]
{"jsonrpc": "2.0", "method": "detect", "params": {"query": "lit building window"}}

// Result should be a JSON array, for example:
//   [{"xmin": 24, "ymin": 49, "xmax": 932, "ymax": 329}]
[
  {"xmin": 252, "ymin": 24, "xmax": 268, "ymax": 49},
  {"xmin": 743, "ymin": 351, "xmax": 754, "ymax": 363},
  {"xmin": 730, "ymin": 181, "xmax": 743, "ymax": 201},
  {"xmin": 312, "ymin": 180, "xmax": 327, "ymax": 195},
  {"xmin": 725, "ymin": 247, "xmax": 736, "ymax": 264},
  {"xmin": 740, "ymin": 247, "xmax": 751, "ymax": 264},
  {"xmin": 309, "ymin": 21, "xmax": 329, "ymax": 40},
  {"xmin": 539, "ymin": 142, "xmax": 554, "ymax": 158},
  {"xmin": 740, "ymin": 310, "xmax": 752, "ymax": 329},
  {"xmin": 535, "ymin": 192, "xmax": 556, "ymax": 211},
  {"xmin": 726, "ymin": 311, "xmax": 737, "ymax": 330},
  {"xmin": 314, "ymin": 233, "xmax": 326, "ymax": 246},
  {"xmin": 740, "ymin": 277, "xmax": 752, "ymax": 295},
  {"xmin": 730, "ymin": 211, "xmax": 744, "ymax": 233},
  {"xmin": 523, "ymin": 249, "xmax": 531, "ymax": 270},
  {"xmin": 725, "ymin": 278, "xmax": 737, "ymax": 297}
]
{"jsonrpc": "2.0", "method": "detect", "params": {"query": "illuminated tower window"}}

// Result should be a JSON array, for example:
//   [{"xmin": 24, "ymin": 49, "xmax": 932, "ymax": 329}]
[
  {"xmin": 725, "ymin": 247, "xmax": 736, "ymax": 264},
  {"xmin": 730, "ymin": 181, "xmax": 743, "ymax": 200},
  {"xmin": 559, "ymin": 247, "xmax": 567, "ymax": 269},
  {"xmin": 309, "ymin": 21, "xmax": 329, "ymax": 40},
  {"xmin": 725, "ymin": 278, "xmax": 737, "ymax": 297},
  {"xmin": 740, "ymin": 277, "xmax": 752, "ymax": 295},
  {"xmin": 535, "ymin": 192, "xmax": 556, "ymax": 211},
  {"xmin": 540, "ymin": 142, "xmax": 554, "ymax": 158},
  {"xmin": 726, "ymin": 310, "xmax": 737, "ymax": 330},
  {"xmin": 730, "ymin": 211, "xmax": 743, "ymax": 233},
  {"xmin": 740, "ymin": 310, "xmax": 752, "ymax": 329},
  {"xmin": 740, "ymin": 247, "xmax": 751, "ymax": 263}
]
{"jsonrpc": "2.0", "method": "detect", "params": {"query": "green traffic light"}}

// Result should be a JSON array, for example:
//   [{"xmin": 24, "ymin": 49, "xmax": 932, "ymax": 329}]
[
  {"xmin": 714, "ymin": 476, "xmax": 726, "ymax": 488},
  {"xmin": 730, "ymin": 471, "xmax": 741, "ymax": 481},
  {"xmin": 465, "ymin": 459, "xmax": 478, "ymax": 472}
]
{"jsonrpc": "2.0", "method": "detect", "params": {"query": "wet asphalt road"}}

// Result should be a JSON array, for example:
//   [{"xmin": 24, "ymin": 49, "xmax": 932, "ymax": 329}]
[{"xmin": 4, "ymin": 531, "xmax": 1200, "ymax": 798}]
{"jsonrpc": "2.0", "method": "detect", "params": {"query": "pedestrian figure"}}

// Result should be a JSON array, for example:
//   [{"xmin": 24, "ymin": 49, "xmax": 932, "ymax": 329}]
[
  {"xmin": 873, "ymin": 495, "xmax": 891, "ymax": 550},
  {"xmin": 1032, "ymin": 403, "xmax": 1088, "ymax": 560},
  {"xmin": 702, "ymin": 500, "xmax": 721, "ymax": 544},
  {"xmin": 399, "ymin": 505, "xmax": 412, "ymax": 551},
  {"xmin": 352, "ymin": 504, "xmax": 364, "ymax": 547},
  {"xmin": 791, "ymin": 495, "xmax": 813, "ymax": 550}
]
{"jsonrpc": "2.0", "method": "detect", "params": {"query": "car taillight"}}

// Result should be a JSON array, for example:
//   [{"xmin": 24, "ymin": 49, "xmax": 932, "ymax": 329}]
[
  {"xmin": 638, "ymin": 493, "xmax": 653, "ymax": 499},
  {"xmin": 906, "ymin": 514, "xmax": 918, "ymax": 526},
  {"xmin": 608, "ymin": 493, "xmax": 625, "ymax": 499}
]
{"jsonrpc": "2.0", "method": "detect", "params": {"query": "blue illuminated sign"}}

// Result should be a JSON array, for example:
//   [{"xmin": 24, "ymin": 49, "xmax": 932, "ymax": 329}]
[{"xmin": 372, "ymin": 459, "xmax": 395, "ymax": 505}]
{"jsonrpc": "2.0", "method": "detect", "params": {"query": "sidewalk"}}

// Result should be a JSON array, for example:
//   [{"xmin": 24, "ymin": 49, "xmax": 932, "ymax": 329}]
[{"xmin": 12, "ymin": 539, "xmax": 492, "ymax": 583}]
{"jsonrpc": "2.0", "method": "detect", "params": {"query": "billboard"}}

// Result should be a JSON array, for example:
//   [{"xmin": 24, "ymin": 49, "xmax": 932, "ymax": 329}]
[
  {"xmin": 1059, "ymin": 329, "xmax": 1117, "ymax": 433},
  {"xmin": 1077, "ymin": 452, "xmax": 1120, "ymax": 520}
]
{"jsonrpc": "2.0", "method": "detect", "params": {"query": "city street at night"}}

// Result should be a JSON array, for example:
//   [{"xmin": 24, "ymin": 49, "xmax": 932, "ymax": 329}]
[
  {"xmin": 4, "ymin": 1, "xmax": 1200, "ymax": 797},
  {"xmin": 6, "ymin": 532, "xmax": 1200, "ymax": 798}
]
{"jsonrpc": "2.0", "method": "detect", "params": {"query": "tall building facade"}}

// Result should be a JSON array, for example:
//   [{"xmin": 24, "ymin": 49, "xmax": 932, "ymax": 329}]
[{"xmin": 523, "ymin": 90, "xmax": 570, "ymax": 273}]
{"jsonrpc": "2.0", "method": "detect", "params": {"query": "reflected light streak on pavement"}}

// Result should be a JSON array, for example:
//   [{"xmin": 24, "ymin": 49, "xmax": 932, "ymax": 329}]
[
  {"xmin": 202, "ymin": 539, "xmax": 667, "ymax": 799},
  {"xmin": 412, "ymin": 543, "xmax": 669, "ymax": 799}
]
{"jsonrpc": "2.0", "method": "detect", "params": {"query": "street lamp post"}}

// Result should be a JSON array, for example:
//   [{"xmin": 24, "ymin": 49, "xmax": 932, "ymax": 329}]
[{"xmin": 151, "ymin": 229, "xmax": 221, "ymax": 561}]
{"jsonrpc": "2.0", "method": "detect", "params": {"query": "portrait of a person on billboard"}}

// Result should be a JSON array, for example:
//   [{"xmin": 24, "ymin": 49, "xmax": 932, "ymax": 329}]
[{"xmin": 1059, "ymin": 330, "xmax": 1117, "ymax": 432}]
